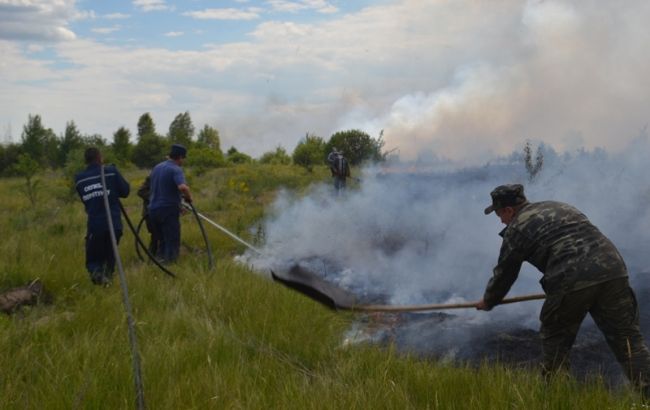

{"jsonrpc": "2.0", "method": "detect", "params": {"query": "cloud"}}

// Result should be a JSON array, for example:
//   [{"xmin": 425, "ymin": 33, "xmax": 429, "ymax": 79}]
[
  {"xmin": 71, "ymin": 9, "xmax": 96, "ymax": 21},
  {"xmin": 2, "ymin": 0, "xmax": 650, "ymax": 164},
  {"xmin": 104, "ymin": 13, "xmax": 131, "ymax": 20},
  {"xmin": 26, "ymin": 44, "xmax": 45, "ymax": 53},
  {"xmin": 92, "ymin": 26, "xmax": 121, "ymax": 35},
  {"xmin": 183, "ymin": 8, "xmax": 261, "ymax": 20},
  {"xmin": 0, "ymin": 0, "xmax": 78, "ymax": 41},
  {"xmin": 132, "ymin": 0, "xmax": 169, "ymax": 12},
  {"xmin": 164, "ymin": 31, "xmax": 184, "ymax": 37},
  {"xmin": 267, "ymin": 0, "xmax": 339, "ymax": 14}
]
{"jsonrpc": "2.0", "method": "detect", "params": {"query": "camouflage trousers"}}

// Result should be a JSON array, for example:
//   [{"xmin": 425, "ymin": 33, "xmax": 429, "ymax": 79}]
[{"xmin": 540, "ymin": 277, "xmax": 650, "ymax": 394}]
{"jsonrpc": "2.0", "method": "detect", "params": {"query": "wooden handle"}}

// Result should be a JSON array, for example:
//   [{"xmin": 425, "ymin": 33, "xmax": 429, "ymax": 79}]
[{"xmin": 349, "ymin": 293, "xmax": 546, "ymax": 313}]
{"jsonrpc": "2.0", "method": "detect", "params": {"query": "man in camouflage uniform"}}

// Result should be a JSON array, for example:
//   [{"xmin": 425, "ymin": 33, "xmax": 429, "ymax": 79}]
[{"xmin": 476, "ymin": 184, "xmax": 650, "ymax": 397}]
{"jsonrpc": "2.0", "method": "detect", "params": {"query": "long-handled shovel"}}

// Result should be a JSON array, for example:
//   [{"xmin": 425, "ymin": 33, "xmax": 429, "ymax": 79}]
[
  {"xmin": 351, "ymin": 293, "xmax": 545, "ymax": 312},
  {"xmin": 271, "ymin": 264, "xmax": 545, "ymax": 312}
]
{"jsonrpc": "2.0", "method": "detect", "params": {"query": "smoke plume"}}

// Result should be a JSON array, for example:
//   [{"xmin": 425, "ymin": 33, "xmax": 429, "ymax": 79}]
[{"xmin": 245, "ymin": 133, "xmax": 650, "ymax": 330}]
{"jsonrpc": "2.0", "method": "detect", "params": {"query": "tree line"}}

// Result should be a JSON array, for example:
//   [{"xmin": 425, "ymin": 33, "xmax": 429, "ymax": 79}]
[{"xmin": 0, "ymin": 112, "xmax": 385, "ymax": 177}]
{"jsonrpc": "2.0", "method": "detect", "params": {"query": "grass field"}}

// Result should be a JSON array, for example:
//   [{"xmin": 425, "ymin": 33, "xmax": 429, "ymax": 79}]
[{"xmin": 0, "ymin": 164, "xmax": 641, "ymax": 409}]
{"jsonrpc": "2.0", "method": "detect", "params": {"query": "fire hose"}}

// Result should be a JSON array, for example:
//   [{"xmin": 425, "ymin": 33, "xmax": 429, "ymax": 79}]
[
  {"xmin": 120, "ymin": 201, "xmax": 177, "ymax": 278},
  {"xmin": 131, "ymin": 202, "xmax": 214, "ymax": 273},
  {"xmin": 181, "ymin": 204, "xmax": 263, "ymax": 256},
  {"xmin": 133, "ymin": 216, "xmax": 147, "ymax": 262},
  {"xmin": 100, "ymin": 165, "xmax": 145, "ymax": 409},
  {"xmin": 184, "ymin": 200, "xmax": 215, "ymax": 270}
]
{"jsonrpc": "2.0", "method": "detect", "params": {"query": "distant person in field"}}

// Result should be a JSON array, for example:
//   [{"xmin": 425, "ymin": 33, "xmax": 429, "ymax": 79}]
[
  {"xmin": 327, "ymin": 147, "xmax": 350, "ymax": 194},
  {"xmin": 476, "ymin": 184, "xmax": 650, "ymax": 399},
  {"xmin": 74, "ymin": 147, "xmax": 130, "ymax": 286},
  {"xmin": 136, "ymin": 175, "xmax": 160, "ymax": 256},
  {"xmin": 148, "ymin": 144, "xmax": 192, "ymax": 263}
]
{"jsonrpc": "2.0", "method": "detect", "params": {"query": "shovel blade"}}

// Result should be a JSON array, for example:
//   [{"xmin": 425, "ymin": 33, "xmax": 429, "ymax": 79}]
[{"xmin": 271, "ymin": 264, "xmax": 358, "ymax": 310}]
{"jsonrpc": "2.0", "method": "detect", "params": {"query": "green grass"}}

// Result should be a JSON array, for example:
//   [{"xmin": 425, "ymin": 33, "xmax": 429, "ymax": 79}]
[{"xmin": 0, "ymin": 165, "xmax": 641, "ymax": 409}]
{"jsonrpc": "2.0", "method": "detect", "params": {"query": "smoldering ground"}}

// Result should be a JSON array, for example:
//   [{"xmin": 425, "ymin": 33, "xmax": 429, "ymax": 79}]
[
  {"xmin": 234, "ymin": 0, "xmax": 650, "ymax": 389},
  {"xmin": 243, "ymin": 134, "xmax": 650, "ymax": 386}
]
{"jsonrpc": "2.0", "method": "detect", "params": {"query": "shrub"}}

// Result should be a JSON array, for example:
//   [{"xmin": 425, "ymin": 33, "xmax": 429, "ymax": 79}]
[{"xmin": 292, "ymin": 134, "xmax": 326, "ymax": 172}]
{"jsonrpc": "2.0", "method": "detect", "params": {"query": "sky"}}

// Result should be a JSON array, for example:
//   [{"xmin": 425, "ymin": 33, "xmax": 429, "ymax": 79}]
[{"xmin": 1, "ymin": 0, "xmax": 650, "ymax": 162}]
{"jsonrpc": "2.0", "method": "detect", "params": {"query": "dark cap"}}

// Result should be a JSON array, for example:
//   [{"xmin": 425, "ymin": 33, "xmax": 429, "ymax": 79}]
[
  {"xmin": 169, "ymin": 144, "xmax": 187, "ymax": 159},
  {"xmin": 484, "ymin": 184, "xmax": 527, "ymax": 215}
]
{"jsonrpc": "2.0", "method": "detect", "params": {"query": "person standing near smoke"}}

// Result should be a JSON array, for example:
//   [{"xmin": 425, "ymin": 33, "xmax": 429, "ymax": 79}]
[
  {"xmin": 148, "ymin": 144, "xmax": 192, "ymax": 263},
  {"xmin": 327, "ymin": 147, "xmax": 351, "ymax": 194},
  {"xmin": 75, "ymin": 147, "xmax": 130, "ymax": 286},
  {"xmin": 476, "ymin": 184, "xmax": 650, "ymax": 398},
  {"xmin": 136, "ymin": 175, "xmax": 160, "ymax": 256}
]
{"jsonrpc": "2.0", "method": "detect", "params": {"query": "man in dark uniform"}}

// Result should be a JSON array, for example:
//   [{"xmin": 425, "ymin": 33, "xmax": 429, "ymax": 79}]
[
  {"xmin": 148, "ymin": 144, "xmax": 192, "ymax": 263},
  {"xmin": 75, "ymin": 147, "xmax": 130, "ymax": 286},
  {"xmin": 476, "ymin": 184, "xmax": 650, "ymax": 397},
  {"xmin": 327, "ymin": 148, "xmax": 350, "ymax": 194}
]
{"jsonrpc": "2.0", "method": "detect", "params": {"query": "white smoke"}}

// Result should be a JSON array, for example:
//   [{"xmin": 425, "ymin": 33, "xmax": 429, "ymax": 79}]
[
  {"xmin": 245, "ymin": 132, "xmax": 650, "ymax": 328},
  {"xmin": 341, "ymin": 1, "xmax": 650, "ymax": 165},
  {"xmin": 236, "ymin": 0, "xmax": 650, "ymax": 335},
  {"xmin": 233, "ymin": 1, "xmax": 650, "ymax": 372}
]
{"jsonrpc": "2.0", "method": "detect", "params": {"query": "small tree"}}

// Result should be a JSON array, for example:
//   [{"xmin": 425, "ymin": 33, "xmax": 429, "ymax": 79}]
[
  {"xmin": 132, "ymin": 133, "xmax": 166, "ymax": 168},
  {"xmin": 83, "ymin": 133, "xmax": 107, "ymax": 147},
  {"xmin": 226, "ymin": 147, "xmax": 253, "ymax": 164},
  {"xmin": 42, "ymin": 128, "xmax": 60, "ymax": 169},
  {"xmin": 137, "ymin": 113, "xmax": 156, "ymax": 139},
  {"xmin": 12, "ymin": 154, "xmax": 40, "ymax": 206},
  {"xmin": 168, "ymin": 111, "xmax": 195, "ymax": 147},
  {"xmin": 523, "ymin": 141, "xmax": 544, "ymax": 182},
  {"xmin": 196, "ymin": 124, "xmax": 222, "ymax": 152},
  {"xmin": 58, "ymin": 120, "xmax": 84, "ymax": 167},
  {"xmin": 259, "ymin": 146, "xmax": 291, "ymax": 165},
  {"xmin": 112, "ymin": 126, "xmax": 132, "ymax": 163},
  {"xmin": 0, "ymin": 143, "xmax": 21, "ymax": 176},
  {"xmin": 186, "ymin": 147, "xmax": 225, "ymax": 175},
  {"xmin": 325, "ymin": 129, "xmax": 384, "ymax": 166},
  {"xmin": 292, "ymin": 133, "xmax": 325, "ymax": 172},
  {"xmin": 62, "ymin": 147, "xmax": 87, "ymax": 199},
  {"xmin": 21, "ymin": 114, "xmax": 48, "ymax": 166}
]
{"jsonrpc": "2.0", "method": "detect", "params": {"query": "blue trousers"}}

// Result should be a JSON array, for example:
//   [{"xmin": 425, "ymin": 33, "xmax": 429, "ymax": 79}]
[
  {"xmin": 85, "ymin": 229, "xmax": 122, "ymax": 284},
  {"xmin": 148, "ymin": 206, "xmax": 181, "ymax": 263}
]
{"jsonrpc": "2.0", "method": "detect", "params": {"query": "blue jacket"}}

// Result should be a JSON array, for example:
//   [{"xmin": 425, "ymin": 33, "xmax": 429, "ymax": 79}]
[
  {"xmin": 148, "ymin": 159, "xmax": 186, "ymax": 211},
  {"xmin": 75, "ymin": 164, "xmax": 130, "ymax": 232}
]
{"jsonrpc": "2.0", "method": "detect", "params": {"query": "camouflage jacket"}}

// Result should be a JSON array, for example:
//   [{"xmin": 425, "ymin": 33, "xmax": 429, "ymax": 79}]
[{"xmin": 483, "ymin": 201, "xmax": 627, "ymax": 308}]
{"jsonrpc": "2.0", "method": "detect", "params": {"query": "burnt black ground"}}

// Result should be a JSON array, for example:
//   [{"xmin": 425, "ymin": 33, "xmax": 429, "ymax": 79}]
[
  {"xmin": 347, "ymin": 273, "xmax": 650, "ymax": 388},
  {"xmin": 282, "ymin": 260, "xmax": 650, "ymax": 387}
]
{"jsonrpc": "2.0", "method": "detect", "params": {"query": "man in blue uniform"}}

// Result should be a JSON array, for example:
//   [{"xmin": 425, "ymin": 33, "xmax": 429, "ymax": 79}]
[
  {"xmin": 148, "ymin": 144, "xmax": 192, "ymax": 263},
  {"xmin": 75, "ymin": 147, "xmax": 130, "ymax": 286}
]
